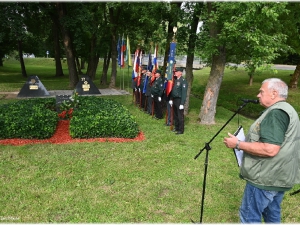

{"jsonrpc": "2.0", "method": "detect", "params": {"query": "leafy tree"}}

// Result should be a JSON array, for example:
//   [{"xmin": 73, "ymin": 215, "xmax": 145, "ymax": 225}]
[
  {"xmin": 1, "ymin": 3, "xmax": 31, "ymax": 77},
  {"xmin": 222, "ymin": 2, "xmax": 289, "ymax": 85},
  {"xmin": 198, "ymin": 2, "xmax": 289, "ymax": 124},
  {"xmin": 280, "ymin": 2, "xmax": 300, "ymax": 88}
]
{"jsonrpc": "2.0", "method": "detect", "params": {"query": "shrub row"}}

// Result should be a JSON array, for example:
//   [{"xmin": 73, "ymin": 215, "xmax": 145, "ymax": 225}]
[
  {"xmin": 70, "ymin": 96, "xmax": 139, "ymax": 139},
  {"xmin": 0, "ymin": 98, "xmax": 58, "ymax": 139},
  {"xmin": 0, "ymin": 96, "xmax": 139, "ymax": 140}
]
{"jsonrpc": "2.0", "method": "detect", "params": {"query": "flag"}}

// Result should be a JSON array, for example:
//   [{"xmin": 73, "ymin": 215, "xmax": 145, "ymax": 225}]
[
  {"xmin": 147, "ymin": 50, "xmax": 153, "ymax": 72},
  {"xmin": 121, "ymin": 35, "xmax": 126, "ymax": 68},
  {"xmin": 153, "ymin": 44, "xmax": 158, "ymax": 72},
  {"xmin": 151, "ymin": 44, "xmax": 158, "ymax": 85},
  {"xmin": 126, "ymin": 36, "xmax": 132, "ymax": 67},
  {"xmin": 137, "ymin": 50, "xmax": 143, "ymax": 87},
  {"xmin": 143, "ymin": 51, "xmax": 152, "ymax": 93},
  {"xmin": 117, "ymin": 36, "xmax": 121, "ymax": 67},
  {"xmin": 132, "ymin": 48, "xmax": 140, "ymax": 79},
  {"xmin": 165, "ymin": 42, "xmax": 177, "ymax": 97}
]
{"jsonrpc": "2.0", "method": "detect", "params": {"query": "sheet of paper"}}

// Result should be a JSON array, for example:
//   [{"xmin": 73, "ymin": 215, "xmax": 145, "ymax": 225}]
[{"xmin": 233, "ymin": 126, "xmax": 245, "ymax": 167}]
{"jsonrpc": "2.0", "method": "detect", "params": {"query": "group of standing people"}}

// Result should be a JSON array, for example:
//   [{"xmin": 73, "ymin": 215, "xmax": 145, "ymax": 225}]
[{"xmin": 132, "ymin": 66, "xmax": 188, "ymax": 135}]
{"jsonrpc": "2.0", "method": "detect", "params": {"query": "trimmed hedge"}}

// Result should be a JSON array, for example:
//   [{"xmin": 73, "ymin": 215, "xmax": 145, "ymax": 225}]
[
  {"xmin": 70, "ymin": 96, "xmax": 139, "ymax": 139},
  {"xmin": 0, "ymin": 98, "xmax": 58, "ymax": 139},
  {"xmin": 0, "ymin": 96, "xmax": 139, "ymax": 140}
]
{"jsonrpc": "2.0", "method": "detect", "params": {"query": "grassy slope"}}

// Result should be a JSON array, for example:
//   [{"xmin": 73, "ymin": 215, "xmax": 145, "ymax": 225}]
[{"xmin": 0, "ymin": 58, "xmax": 299, "ymax": 223}]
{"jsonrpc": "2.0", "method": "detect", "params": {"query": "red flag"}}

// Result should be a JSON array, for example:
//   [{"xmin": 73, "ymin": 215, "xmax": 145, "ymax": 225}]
[
  {"xmin": 121, "ymin": 36, "xmax": 126, "ymax": 68},
  {"xmin": 165, "ymin": 65, "xmax": 175, "ymax": 97},
  {"xmin": 137, "ymin": 50, "xmax": 142, "ymax": 87}
]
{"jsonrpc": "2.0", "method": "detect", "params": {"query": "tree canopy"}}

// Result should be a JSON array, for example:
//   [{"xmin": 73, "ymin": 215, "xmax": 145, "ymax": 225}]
[{"xmin": 1, "ymin": 2, "xmax": 299, "ymax": 123}]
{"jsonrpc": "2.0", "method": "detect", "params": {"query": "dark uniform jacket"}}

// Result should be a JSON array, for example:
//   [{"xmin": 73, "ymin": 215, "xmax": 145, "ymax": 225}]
[
  {"xmin": 145, "ymin": 76, "xmax": 152, "ymax": 97},
  {"xmin": 170, "ymin": 76, "xmax": 188, "ymax": 105},
  {"xmin": 150, "ymin": 77, "xmax": 164, "ymax": 97}
]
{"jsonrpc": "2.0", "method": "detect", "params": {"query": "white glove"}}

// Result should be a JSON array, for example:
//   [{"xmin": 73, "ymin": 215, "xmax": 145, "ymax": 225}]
[
  {"xmin": 134, "ymin": 88, "xmax": 137, "ymax": 91},
  {"xmin": 179, "ymin": 105, "xmax": 184, "ymax": 110},
  {"xmin": 158, "ymin": 97, "xmax": 161, "ymax": 102},
  {"xmin": 138, "ymin": 88, "xmax": 141, "ymax": 92},
  {"xmin": 151, "ymin": 94, "xmax": 154, "ymax": 98},
  {"xmin": 169, "ymin": 100, "xmax": 173, "ymax": 106}
]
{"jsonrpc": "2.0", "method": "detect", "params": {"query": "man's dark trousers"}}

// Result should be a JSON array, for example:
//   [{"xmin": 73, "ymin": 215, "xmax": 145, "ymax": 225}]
[{"xmin": 173, "ymin": 97, "xmax": 184, "ymax": 133}]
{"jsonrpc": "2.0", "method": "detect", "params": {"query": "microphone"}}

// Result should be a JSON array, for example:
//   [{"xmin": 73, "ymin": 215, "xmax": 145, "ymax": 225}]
[{"xmin": 241, "ymin": 99, "xmax": 259, "ymax": 104}]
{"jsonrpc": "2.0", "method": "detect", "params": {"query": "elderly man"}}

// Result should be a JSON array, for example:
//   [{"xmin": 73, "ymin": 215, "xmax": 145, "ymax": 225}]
[{"xmin": 223, "ymin": 78, "xmax": 300, "ymax": 223}]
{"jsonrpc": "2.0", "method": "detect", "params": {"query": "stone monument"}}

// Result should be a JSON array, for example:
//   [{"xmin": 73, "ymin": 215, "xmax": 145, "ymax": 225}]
[
  {"xmin": 75, "ymin": 75, "xmax": 101, "ymax": 95},
  {"xmin": 17, "ymin": 75, "xmax": 50, "ymax": 98}
]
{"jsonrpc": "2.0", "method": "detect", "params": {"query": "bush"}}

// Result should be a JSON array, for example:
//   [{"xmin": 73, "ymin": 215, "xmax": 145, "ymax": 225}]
[
  {"xmin": 0, "ymin": 98, "xmax": 58, "ymax": 139},
  {"xmin": 0, "ymin": 96, "xmax": 139, "ymax": 140},
  {"xmin": 70, "ymin": 96, "xmax": 139, "ymax": 139}
]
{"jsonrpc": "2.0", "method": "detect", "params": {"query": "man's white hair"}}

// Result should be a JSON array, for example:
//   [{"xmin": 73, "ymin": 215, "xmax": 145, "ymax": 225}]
[{"xmin": 262, "ymin": 78, "xmax": 288, "ymax": 99}]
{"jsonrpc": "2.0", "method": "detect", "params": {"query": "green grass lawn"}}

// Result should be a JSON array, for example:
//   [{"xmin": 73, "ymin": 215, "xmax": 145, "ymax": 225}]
[{"xmin": 0, "ymin": 58, "xmax": 300, "ymax": 223}]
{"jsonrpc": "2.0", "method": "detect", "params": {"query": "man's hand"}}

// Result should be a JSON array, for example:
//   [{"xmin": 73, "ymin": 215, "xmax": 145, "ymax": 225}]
[{"xmin": 223, "ymin": 133, "xmax": 238, "ymax": 148}]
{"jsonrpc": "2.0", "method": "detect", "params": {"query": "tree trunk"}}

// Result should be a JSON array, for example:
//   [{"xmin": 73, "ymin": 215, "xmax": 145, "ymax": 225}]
[
  {"xmin": 199, "ymin": 2, "xmax": 226, "ymax": 124},
  {"xmin": 199, "ymin": 49, "xmax": 226, "ymax": 124},
  {"xmin": 289, "ymin": 62, "xmax": 300, "ymax": 88},
  {"xmin": 81, "ymin": 58, "xmax": 85, "ymax": 70},
  {"xmin": 108, "ymin": 7, "xmax": 119, "ymax": 88},
  {"xmin": 76, "ymin": 57, "xmax": 82, "ymax": 75},
  {"xmin": 101, "ymin": 50, "xmax": 111, "ymax": 86},
  {"xmin": 86, "ymin": 35, "xmax": 99, "ymax": 80},
  {"xmin": 247, "ymin": 65, "xmax": 255, "ymax": 86},
  {"xmin": 56, "ymin": 2, "xmax": 78, "ymax": 89},
  {"xmin": 52, "ymin": 20, "xmax": 64, "ymax": 77},
  {"xmin": 249, "ymin": 74, "xmax": 254, "ymax": 86},
  {"xmin": 18, "ymin": 40, "xmax": 27, "ymax": 77},
  {"xmin": 184, "ymin": 2, "xmax": 203, "ymax": 116},
  {"xmin": 0, "ymin": 50, "xmax": 4, "ymax": 66}
]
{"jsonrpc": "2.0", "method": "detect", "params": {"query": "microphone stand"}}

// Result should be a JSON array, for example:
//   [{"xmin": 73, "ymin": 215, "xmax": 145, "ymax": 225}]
[{"xmin": 192, "ymin": 101, "xmax": 249, "ymax": 223}]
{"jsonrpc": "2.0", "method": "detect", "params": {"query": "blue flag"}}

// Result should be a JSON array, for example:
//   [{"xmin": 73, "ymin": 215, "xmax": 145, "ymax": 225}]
[
  {"xmin": 117, "ymin": 36, "xmax": 121, "ymax": 67},
  {"xmin": 166, "ymin": 42, "xmax": 177, "ymax": 96}
]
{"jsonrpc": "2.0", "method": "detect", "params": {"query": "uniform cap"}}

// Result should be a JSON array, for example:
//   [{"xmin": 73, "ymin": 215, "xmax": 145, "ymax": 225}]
[
  {"xmin": 175, "ymin": 67, "xmax": 184, "ymax": 72},
  {"xmin": 155, "ymin": 70, "xmax": 161, "ymax": 75}
]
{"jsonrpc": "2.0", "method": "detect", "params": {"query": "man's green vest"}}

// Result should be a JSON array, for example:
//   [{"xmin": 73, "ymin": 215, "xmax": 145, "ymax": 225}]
[{"xmin": 240, "ymin": 101, "xmax": 300, "ymax": 188}]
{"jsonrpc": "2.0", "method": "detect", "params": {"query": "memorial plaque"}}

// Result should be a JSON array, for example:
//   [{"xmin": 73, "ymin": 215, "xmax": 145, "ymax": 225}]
[
  {"xmin": 56, "ymin": 95, "xmax": 71, "ymax": 112},
  {"xmin": 17, "ymin": 75, "xmax": 50, "ymax": 97},
  {"xmin": 75, "ymin": 75, "xmax": 101, "ymax": 95}
]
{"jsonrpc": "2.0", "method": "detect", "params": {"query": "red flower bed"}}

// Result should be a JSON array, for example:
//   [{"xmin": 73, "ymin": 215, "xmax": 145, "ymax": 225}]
[{"xmin": 0, "ymin": 120, "xmax": 145, "ymax": 146}]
